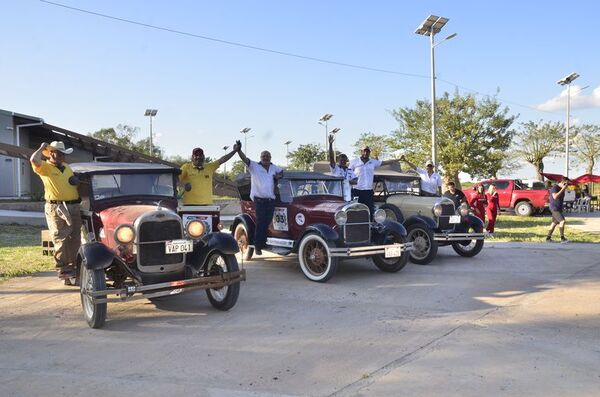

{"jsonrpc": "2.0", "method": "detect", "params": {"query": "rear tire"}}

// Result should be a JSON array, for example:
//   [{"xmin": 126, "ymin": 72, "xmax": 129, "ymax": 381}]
[
  {"xmin": 80, "ymin": 264, "xmax": 107, "ymax": 329},
  {"xmin": 234, "ymin": 223, "xmax": 254, "ymax": 260},
  {"xmin": 515, "ymin": 201, "xmax": 533, "ymax": 217},
  {"xmin": 205, "ymin": 251, "xmax": 240, "ymax": 310},
  {"xmin": 406, "ymin": 223, "xmax": 437, "ymax": 265},
  {"xmin": 372, "ymin": 231, "xmax": 409, "ymax": 272}
]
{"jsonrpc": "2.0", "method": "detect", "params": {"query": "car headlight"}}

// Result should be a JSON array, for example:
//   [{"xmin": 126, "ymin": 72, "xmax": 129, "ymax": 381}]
[
  {"xmin": 432, "ymin": 203, "xmax": 443, "ymax": 217},
  {"xmin": 186, "ymin": 220, "xmax": 207, "ymax": 238},
  {"xmin": 115, "ymin": 224, "xmax": 135, "ymax": 244},
  {"xmin": 334, "ymin": 210, "xmax": 348, "ymax": 225},
  {"xmin": 459, "ymin": 203, "xmax": 469, "ymax": 216},
  {"xmin": 373, "ymin": 209, "xmax": 387, "ymax": 224}
]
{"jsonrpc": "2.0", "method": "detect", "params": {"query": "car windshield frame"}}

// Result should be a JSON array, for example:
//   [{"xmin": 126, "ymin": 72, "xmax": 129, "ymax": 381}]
[
  {"xmin": 278, "ymin": 178, "xmax": 344, "ymax": 203},
  {"xmin": 375, "ymin": 177, "xmax": 422, "ymax": 196},
  {"xmin": 90, "ymin": 172, "xmax": 177, "ymax": 201}
]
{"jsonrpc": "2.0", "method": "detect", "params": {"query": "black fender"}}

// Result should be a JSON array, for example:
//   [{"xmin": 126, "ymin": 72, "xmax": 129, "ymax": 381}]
[
  {"xmin": 455, "ymin": 214, "xmax": 484, "ymax": 231},
  {"xmin": 380, "ymin": 220, "xmax": 407, "ymax": 236},
  {"xmin": 78, "ymin": 242, "xmax": 115, "ymax": 270},
  {"xmin": 230, "ymin": 214, "xmax": 256, "ymax": 245},
  {"xmin": 295, "ymin": 224, "xmax": 339, "ymax": 251},
  {"xmin": 187, "ymin": 232, "xmax": 240, "ymax": 271},
  {"xmin": 403, "ymin": 214, "xmax": 437, "ymax": 230}
]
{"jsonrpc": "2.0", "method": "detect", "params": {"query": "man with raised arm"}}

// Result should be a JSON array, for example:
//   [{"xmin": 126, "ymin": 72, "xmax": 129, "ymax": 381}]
[{"xmin": 328, "ymin": 134, "xmax": 357, "ymax": 201}]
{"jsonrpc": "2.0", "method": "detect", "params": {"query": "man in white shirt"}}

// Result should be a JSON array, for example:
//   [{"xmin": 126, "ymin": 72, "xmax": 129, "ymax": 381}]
[
  {"xmin": 237, "ymin": 142, "xmax": 283, "ymax": 255},
  {"xmin": 349, "ymin": 145, "xmax": 399, "ymax": 219},
  {"xmin": 401, "ymin": 157, "xmax": 442, "ymax": 197},
  {"xmin": 328, "ymin": 134, "xmax": 357, "ymax": 201}
]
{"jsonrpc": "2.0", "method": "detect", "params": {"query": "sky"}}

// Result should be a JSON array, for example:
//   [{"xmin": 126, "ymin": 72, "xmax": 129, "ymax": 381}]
[{"xmin": 2, "ymin": 0, "xmax": 600, "ymax": 180}]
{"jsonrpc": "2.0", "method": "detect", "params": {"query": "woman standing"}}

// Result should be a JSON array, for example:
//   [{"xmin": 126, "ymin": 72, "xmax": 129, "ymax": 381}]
[
  {"xmin": 485, "ymin": 184, "xmax": 500, "ymax": 235},
  {"xmin": 469, "ymin": 185, "xmax": 487, "ymax": 223}
]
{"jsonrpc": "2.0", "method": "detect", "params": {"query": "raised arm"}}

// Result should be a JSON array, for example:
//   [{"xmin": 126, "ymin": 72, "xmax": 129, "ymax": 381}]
[
  {"xmin": 30, "ymin": 142, "xmax": 48, "ymax": 167},
  {"xmin": 235, "ymin": 140, "xmax": 250, "ymax": 166},
  {"xmin": 328, "ymin": 134, "xmax": 336, "ymax": 167},
  {"xmin": 217, "ymin": 147, "xmax": 238, "ymax": 165}
]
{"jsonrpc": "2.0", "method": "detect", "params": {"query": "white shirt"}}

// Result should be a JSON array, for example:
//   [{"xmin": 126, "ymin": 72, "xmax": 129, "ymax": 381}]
[
  {"xmin": 349, "ymin": 158, "xmax": 382, "ymax": 190},
  {"xmin": 330, "ymin": 164, "xmax": 356, "ymax": 201},
  {"xmin": 248, "ymin": 160, "xmax": 282, "ymax": 200},
  {"xmin": 417, "ymin": 167, "xmax": 442, "ymax": 194}
]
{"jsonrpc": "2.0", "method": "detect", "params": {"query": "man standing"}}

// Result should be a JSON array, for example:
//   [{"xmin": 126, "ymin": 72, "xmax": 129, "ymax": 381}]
[
  {"xmin": 443, "ymin": 181, "xmax": 467, "ymax": 208},
  {"xmin": 349, "ymin": 145, "xmax": 398, "ymax": 218},
  {"xmin": 546, "ymin": 177, "xmax": 570, "ymax": 243},
  {"xmin": 236, "ymin": 142, "xmax": 283, "ymax": 255},
  {"xmin": 328, "ymin": 134, "xmax": 357, "ymax": 201},
  {"xmin": 401, "ymin": 157, "xmax": 442, "ymax": 197},
  {"xmin": 30, "ymin": 141, "xmax": 82, "ymax": 282},
  {"xmin": 179, "ymin": 145, "xmax": 238, "ymax": 205}
]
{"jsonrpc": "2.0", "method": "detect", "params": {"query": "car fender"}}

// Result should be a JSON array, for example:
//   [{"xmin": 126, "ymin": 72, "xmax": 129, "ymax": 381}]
[
  {"xmin": 187, "ymin": 232, "xmax": 240, "ymax": 270},
  {"xmin": 296, "ymin": 224, "xmax": 339, "ymax": 249},
  {"xmin": 78, "ymin": 242, "xmax": 115, "ymax": 270},
  {"xmin": 230, "ymin": 214, "xmax": 255, "ymax": 244},
  {"xmin": 403, "ymin": 214, "xmax": 437, "ymax": 230},
  {"xmin": 379, "ymin": 220, "xmax": 407, "ymax": 236},
  {"xmin": 458, "ymin": 214, "xmax": 484, "ymax": 230}
]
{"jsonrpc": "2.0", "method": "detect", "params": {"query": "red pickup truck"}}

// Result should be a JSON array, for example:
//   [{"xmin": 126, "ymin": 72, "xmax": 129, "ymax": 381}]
[{"xmin": 464, "ymin": 179, "xmax": 549, "ymax": 216}]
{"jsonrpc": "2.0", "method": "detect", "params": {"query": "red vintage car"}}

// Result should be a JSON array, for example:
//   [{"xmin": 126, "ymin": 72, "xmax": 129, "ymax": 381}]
[
  {"xmin": 231, "ymin": 172, "xmax": 413, "ymax": 282},
  {"xmin": 71, "ymin": 162, "xmax": 245, "ymax": 328}
]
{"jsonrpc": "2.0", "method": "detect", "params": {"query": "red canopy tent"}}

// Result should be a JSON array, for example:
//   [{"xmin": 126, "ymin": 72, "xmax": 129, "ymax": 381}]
[
  {"xmin": 541, "ymin": 172, "xmax": 566, "ymax": 183},
  {"xmin": 572, "ymin": 174, "xmax": 600, "ymax": 184}
]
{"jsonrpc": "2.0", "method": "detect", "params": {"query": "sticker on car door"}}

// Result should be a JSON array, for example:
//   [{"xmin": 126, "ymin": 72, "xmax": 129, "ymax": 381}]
[{"xmin": 273, "ymin": 207, "xmax": 289, "ymax": 231}]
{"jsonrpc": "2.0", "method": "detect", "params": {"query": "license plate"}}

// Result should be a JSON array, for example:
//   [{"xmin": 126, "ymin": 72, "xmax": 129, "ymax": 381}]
[
  {"xmin": 385, "ymin": 245, "xmax": 402, "ymax": 258},
  {"xmin": 165, "ymin": 239, "xmax": 193, "ymax": 254},
  {"xmin": 449, "ymin": 215, "xmax": 461, "ymax": 224}
]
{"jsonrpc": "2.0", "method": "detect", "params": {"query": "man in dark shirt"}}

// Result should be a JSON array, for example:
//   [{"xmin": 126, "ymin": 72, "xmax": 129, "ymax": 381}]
[
  {"xmin": 443, "ymin": 181, "xmax": 467, "ymax": 208},
  {"xmin": 546, "ymin": 177, "xmax": 569, "ymax": 243}
]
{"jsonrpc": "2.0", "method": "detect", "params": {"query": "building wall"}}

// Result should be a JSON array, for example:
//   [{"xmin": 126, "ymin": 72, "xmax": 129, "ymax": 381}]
[{"xmin": 0, "ymin": 113, "xmax": 16, "ymax": 196}]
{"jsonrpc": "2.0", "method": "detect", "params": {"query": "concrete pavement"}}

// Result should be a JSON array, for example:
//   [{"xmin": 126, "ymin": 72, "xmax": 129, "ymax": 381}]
[{"xmin": 1, "ymin": 242, "xmax": 599, "ymax": 396}]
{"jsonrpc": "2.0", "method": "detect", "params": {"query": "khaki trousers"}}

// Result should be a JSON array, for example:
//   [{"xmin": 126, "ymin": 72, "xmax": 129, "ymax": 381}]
[{"xmin": 44, "ymin": 202, "xmax": 82, "ymax": 268}]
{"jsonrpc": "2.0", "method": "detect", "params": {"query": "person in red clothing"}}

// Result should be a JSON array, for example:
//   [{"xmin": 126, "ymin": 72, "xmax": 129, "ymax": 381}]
[
  {"xmin": 485, "ymin": 184, "xmax": 500, "ymax": 235},
  {"xmin": 469, "ymin": 184, "xmax": 487, "ymax": 223}
]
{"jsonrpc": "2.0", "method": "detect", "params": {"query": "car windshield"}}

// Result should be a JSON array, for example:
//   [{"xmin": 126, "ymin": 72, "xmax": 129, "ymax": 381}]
[
  {"xmin": 379, "ymin": 178, "xmax": 421, "ymax": 195},
  {"xmin": 278, "ymin": 179, "xmax": 343, "ymax": 202},
  {"xmin": 91, "ymin": 173, "xmax": 175, "ymax": 200}
]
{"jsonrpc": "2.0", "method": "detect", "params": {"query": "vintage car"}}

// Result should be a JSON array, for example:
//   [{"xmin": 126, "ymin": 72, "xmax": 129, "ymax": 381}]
[
  {"xmin": 231, "ymin": 171, "xmax": 413, "ymax": 282},
  {"xmin": 373, "ymin": 167, "xmax": 485, "ymax": 264},
  {"xmin": 70, "ymin": 162, "xmax": 245, "ymax": 328}
]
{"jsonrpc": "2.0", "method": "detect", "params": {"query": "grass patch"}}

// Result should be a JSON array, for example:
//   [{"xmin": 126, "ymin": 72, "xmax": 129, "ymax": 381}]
[
  {"xmin": 0, "ymin": 224, "xmax": 54, "ymax": 281},
  {"xmin": 491, "ymin": 214, "xmax": 600, "ymax": 243}
]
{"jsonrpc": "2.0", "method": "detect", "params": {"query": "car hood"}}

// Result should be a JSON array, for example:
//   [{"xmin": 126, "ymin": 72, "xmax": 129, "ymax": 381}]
[
  {"xmin": 386, "ymin": 195, "xmax": 453, "ymax": 218},
  {"xmin": 99, "ymin": 204, "xmax": 167, "ymax": 227}
]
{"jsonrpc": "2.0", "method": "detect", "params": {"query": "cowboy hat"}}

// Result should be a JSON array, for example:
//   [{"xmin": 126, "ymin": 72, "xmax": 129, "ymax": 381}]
[{"xmin": 42, "ymin": 141, "xmax": 74, "ymax": 157}]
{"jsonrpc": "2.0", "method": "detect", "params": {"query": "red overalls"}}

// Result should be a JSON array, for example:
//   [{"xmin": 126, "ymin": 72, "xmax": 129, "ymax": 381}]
[
  {"xmin": 469, "ymin": 192, "xmax": 487, "ymax": 223},
  {"xmin": 485, "ymin": 192, "xmax": 499, "ymax": 233}
]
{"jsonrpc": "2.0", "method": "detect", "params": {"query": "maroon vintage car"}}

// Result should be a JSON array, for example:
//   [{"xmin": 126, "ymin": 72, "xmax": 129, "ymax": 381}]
[
  {"xmin": 231, "ymin": 171, "xmax": 413, "ymax": 282},
  {"xmin": 71, "ymin": 162, "xmax": 245, "ymax": 328}
]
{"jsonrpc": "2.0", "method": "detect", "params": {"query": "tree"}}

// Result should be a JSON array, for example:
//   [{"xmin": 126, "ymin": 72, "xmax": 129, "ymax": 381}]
[
  {"xmin": 571, "ymin": 124, "xmax": 600, "ymax": 175},
  {"xmin": 230, "ymin": 160, "xmax": 247, "ymax": 177},
  {"xmin": 390, "ymin": 91, "xmax": 517, "ymax": 183},
  {"xmin": 134, "ymin": 137, "xmax": 164, "ymax": 159},
  {"xmin": 166, "ymin": 155, "xmax": 188, "ymax": 166},
  {"xmin": 287, "ymin": 143, "xmax": 326, "ymax": 171},
  {"xmin": 511, "ymin": 120, "xmax": 564, "ymax": 180},
  {"xmin": 353, "ymin": 132, "xmax": 393, "ymax": 159},
  {"xmin": 89, "ymin": 124, "xmax": 164, "ymax": 158}
]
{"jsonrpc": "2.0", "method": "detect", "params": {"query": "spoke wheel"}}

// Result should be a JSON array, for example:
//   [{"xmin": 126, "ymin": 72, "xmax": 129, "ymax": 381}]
[
  {"xmin": 452, "ymin": 225, "xmax": 485, "ymax": 258},
  {"xmin": 406, "ymin": 224, "xmax": 437, "ymax": 265},
  {"xmin": 298, "ymin": 234, "xmax": 338, "ymax": 282},
  {"xmin": 80, "ymin": 264, "xmax": 107, "ymax": 329},
  {"xmin": 205, "ymin": 251, "xmax": 240, "ymax": 310},
  {"xmin": 234, "ymin": 223, "xmax": 254, "ymax": 260}
]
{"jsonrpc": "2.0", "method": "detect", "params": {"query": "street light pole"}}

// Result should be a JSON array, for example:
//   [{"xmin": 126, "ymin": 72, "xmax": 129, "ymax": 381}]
[
  {"xmin": 284, "ymin": 140, "xmax": 292, "ymax": 167},
  {"xmin": 557, "ymin": 72, "xmax": 580, "ymax": 178},
  {"xmin": 144, "ymin": 109, "xmax": 158, "ymax": 157},
  {"xmin": 415, "ymin": 15, "xmax": 455, "ymax": 170},
  {"xmin": 319, "ymin": 113, "xmax": 333, "ymax": 151}
]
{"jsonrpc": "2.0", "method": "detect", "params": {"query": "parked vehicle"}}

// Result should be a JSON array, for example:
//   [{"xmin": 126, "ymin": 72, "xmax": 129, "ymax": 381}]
[
  {"xmin": 71, "ymin": 162, "xmax": 245, "ymax": 328},
  {"xmin": 464, "ymin": 179, "xmax": 549, "ymax": 216},
  {"xmin": 373, "ymin": 168, "xmax": 485, "ymax": 264},
  {"xmin": 231, "ymin": 172, "xmax": 412, "ymax": 282}
]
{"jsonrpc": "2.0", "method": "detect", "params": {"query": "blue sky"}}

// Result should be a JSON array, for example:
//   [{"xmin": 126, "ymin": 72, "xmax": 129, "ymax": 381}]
[{"xmin": 2, "ymin": 0, "xmax": 600, "ymax": 179}]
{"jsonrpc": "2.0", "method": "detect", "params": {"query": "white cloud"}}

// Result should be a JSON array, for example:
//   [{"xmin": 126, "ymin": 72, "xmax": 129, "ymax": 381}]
[{"xmin": 535, "ymin": 85, "xmax": 600, "ymax": 112}]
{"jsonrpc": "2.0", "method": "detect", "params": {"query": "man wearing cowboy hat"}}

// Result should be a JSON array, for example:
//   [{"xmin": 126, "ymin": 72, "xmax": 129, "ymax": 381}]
[
  {"xmin": 30, "ymin": 141, "xmax": 82, "ymax": 282},
  {"xmin": 401, "ymin": 156, "xmax": 442, "ymax": 197},
  {"xmin": 179, "ymin": 143, "xmax": 239, "ymax": 205}
]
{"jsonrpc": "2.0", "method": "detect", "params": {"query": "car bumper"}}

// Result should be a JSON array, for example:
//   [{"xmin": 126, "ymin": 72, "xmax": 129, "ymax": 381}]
[
  {"xmin": 434, "ymin": 232, "xmax": 486, "ymax": 241},
  {"xmin": 329, "ymin": 242, "xmax": 413, "ymax": 257}
]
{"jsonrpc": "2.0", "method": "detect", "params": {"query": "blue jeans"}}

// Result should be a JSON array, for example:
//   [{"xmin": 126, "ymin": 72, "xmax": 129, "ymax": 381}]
[{"xmin": 254, "ymin": 197, "xmax": 275, "ymax": 249}]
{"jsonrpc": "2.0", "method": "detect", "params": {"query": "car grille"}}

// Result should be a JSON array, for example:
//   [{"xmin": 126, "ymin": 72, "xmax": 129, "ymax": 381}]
[
  {"xmin": 138, "ymin": 219, "xmax": 183, "ymax": 266},
  {"xmin": 437, "ymin": 203, "xmax": 456, "ymax": 231},
  {"xmin": 344, "ymin": 207, "xmax": 370, "ymax": 243}
]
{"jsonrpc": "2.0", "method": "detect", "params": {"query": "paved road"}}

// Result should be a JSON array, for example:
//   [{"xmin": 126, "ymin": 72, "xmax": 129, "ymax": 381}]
[{"xmin": 1, "ymin": 242, "xmax": 599, "ymax": 397}]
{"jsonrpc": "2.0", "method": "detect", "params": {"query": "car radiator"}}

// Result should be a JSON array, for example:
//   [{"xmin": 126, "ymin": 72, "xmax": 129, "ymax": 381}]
[
  {"xmin": 138, "ymin": 219, "xmax": 183, "ymax": 265},
  {"xmin": 437, "ymin": 203, "xmax": 456, "ymax": 231},
  {"xmin": 344, "ymin": 208, "xmax": 370, "ymax": 243}
]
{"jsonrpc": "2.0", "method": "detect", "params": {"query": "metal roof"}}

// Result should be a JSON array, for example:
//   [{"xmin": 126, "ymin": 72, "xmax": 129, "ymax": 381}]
[{"xmin": 70, "ymin": 162, "xmax": 178, "ymax": 175}]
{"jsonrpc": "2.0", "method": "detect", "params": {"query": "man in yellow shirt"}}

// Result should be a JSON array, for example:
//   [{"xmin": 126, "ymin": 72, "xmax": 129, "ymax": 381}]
[
  {"xmin": 179, "ymin": 143, "xmax": 239, "ymax": 204},
  {"xmin": 30, "ymin": 141, "xmax": 82, "ymax": 282}
]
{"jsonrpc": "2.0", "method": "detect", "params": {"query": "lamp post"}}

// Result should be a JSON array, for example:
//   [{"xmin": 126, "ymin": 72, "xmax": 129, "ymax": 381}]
[
  {"xmin": 415, "ymin": 15, "xmax": 456, "ymax": 170},
  {"xmin": 240, "ymin": 127, "xmax": 252, "ymax": 171},
  {"xmin": 284, "ymin": 140, "xmax": 292, "ymax": 167},
  {"xmin": 319, "ymin": 113, "xmax": 333, "ymax": 151},
  {"xmin": 144, "ymin": 109, "xmax": 158, "ymax": 157},
  {"xmin": 557, "ymin": 72, "xmax": 580, "ymax": 178},
  {"xmin": 330, "ymin": 127, "xmax": 341, "ymax": 156},
  {"xmin": 222, "ymin": 145, "xmax": 229, "ymax": 178}
]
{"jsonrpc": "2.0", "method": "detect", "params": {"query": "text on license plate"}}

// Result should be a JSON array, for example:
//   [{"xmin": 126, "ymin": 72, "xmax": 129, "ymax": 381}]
[
  {"xmin": 449, "ymin": 215, "xmax": 461, "ymax": 224},
  {"xmin": 165, "ymin": 239, "xmax": 193, "ymax": 254},
  {"xmin": 385, "ymin": 245, "xmax": 402, "ymax": 258}
]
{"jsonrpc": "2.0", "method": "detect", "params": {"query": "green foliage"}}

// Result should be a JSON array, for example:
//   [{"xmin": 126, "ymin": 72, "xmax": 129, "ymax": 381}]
[
  {"xmin": 512, "ymin": 120, "xmax": 564, "ymax": 180},
  {"xmin": 89, "ymin": 124, "xmax": 164, "ymax": 159},
  {"xmin": 390, "ymin": 91, "xmax": 517, "ymax": 182},
  {"xmin": 230, "ymin": 160, "xmax": 247, "ymax": 177},
  {"xmin": 287, "ymin": 143, "xmax": 326, "ymax": 171},
  {"xmin": 571, "ymin": 124, "xmax": 600, "ymax": 174},
  {"xmin": 166, "ymin": 154, "xmax": 189, "ymax": 166},
  {"xmin": 353, "ymin": 132, "xmax": 393, "ymax": 159}
]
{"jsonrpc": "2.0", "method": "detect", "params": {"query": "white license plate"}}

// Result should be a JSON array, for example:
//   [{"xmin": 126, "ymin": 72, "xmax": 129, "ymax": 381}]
[
  {"xmin": 385, "ymin": 245, "xmax": 402, "ymax": 258},
  {"xmin": 449, "ymin": 215, "xmax": 461, "ymax": 224},
  {"xmin": 165, "ymin": 239, "xmax": 193, "ymax": 254}
]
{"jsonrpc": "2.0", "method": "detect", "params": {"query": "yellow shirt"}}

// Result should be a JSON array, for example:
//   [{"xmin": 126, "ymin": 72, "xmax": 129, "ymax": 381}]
[
  {"xmin": 31, "ymin": 160, "xmax": 79, "ymax": 201},
  {"xmin": 179, "ymin": 161, "xmax": 220, "ymax": 204}
]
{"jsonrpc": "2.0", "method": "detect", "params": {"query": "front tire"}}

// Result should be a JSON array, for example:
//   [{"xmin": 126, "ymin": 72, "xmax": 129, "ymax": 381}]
[
  {"xmin": 406, "ymin": 223, "xmax": 438, "ymax": 265},
  {"xmin": 205, "ymin": 251, "xmax": 240, "ymax": 310},
  {"xmin": 515, "ymin": 201, "xmax": 533, "ymax": 217},
  {"xmin": 234, "ymin": 223, "xmax": 254, "ymax": 260},
  {"xmin": 452, "ymin": 225, "xmax": 485, "ymax": 257},
  {"xmin": 80, "ymin": 264, "xmax": 107, "ymax": 329},
  {"xmin": 372, "ymin": 231, "xmax": 409, "ymax": 272},
  {"xmin": 298, "ymin": 233, "xmax": 338, "ymax": 282}
]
